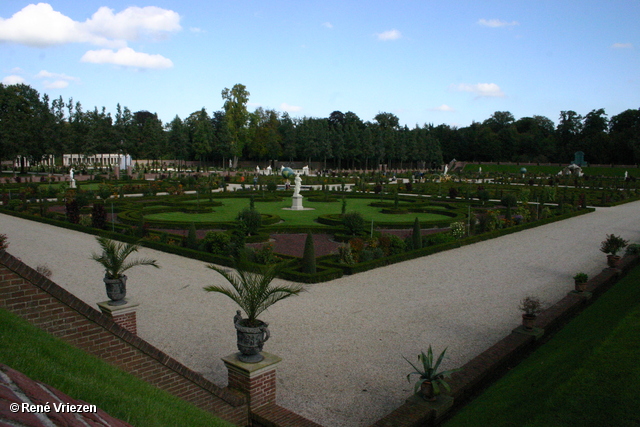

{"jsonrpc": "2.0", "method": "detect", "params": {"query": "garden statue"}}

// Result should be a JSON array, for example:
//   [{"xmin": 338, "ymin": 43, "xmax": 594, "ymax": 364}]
[
  {"xmin": 302, "ymin": 165, "xmax": 309, "ymax": 175},
  {"xmin": 69, "ymin": 168, "xmax": 76, "ymax": 188},
  {"xmin": 266, "ymin": 165, "xmax": 272, "ymax": 175},
  {"xmin": 293, "ymin": 173, "xmax": 302, "ymax": 197}
]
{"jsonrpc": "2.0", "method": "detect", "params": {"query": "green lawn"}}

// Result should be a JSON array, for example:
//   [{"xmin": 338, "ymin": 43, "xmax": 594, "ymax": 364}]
[
  {"xmin": 444, "ymin": 265, "xmax": 640, "ymax": 426},
  {"xmin": 146, "ymin": 197, "xmax": 455, "ymax": 226},
  {"xmin": 0, "ymin": 308, "xmax": 235, "ymax": 427}
]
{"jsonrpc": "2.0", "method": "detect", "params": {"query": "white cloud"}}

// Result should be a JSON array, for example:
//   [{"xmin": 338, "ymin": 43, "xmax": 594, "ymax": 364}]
[
  {"xmin": 84, "ymin": 6, "xmax": 181, "ymax": 42},
  {"xmin": 376, "ymin": 29, "xmax": 401, "ymax": 41},
  {"xmin": 190, "ymin": 27, "xmax": 205, "ymax": 33},
  {"xmin": 450, "ymin": 83, "xmax": 505, "ymax": 98},
  {"xmin": 322, "ymin": 22, "xmax": 333, "ymax": 29},
  {"xmin": 81, "ymin": 47, "xmax": 173, "ymax": 69},
  {"xmin": 0, "ymin": 3, "xmax": 180, "ymax": 49},
  {"xmin": 35, "ymin": 70, "xmax": 78, "ymax": 81},
  {"xmin": 477, "ymin": 19, "xmax": 519, "ymax": 28},
  {"xmin": 280, "ymin": 102, "xmax": 302, "ymax": 112},
  {"xmin": 611, "ymin": 42, "xmax": 633, "ymax": 49},
  {"xmin": 44, "ymin": 80, "xmax": 69, "ymax": 89},
  {"xmin": 430, "ymin": 104, "xmax": 455, "ymax": 112},
  {"xmin": 2, "ymin": 75, "xmax": 26, "ymax": 85},
  {"xmin": 35, "ymin": 70, "xmax": 78, "ymax": 89}
]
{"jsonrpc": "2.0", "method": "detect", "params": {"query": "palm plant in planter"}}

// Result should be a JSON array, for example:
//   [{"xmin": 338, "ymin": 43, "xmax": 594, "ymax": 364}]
[
  {"xmin": 519, "ymin": 296, "xmax": 542, "ymax": 330},
  {"xmin": 204, "ymin": 261, "xmax": 304, "ymax": 363},
  {"xmin": 91, "ymin": 236, "xmax": 160, "ymax": 306},
  {"xmin": 600, "ymin": 234, "xmax": 628, "ymax": 268},
  {"xmin": 403, "ymin": 346, "xmax": 461, "ymax": 401}
]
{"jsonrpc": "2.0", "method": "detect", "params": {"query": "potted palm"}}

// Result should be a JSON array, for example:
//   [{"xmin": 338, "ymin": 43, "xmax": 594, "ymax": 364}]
[
  {"xmin": 519, "ymin": 296, "xmax": 542, "ymax": 330},
  {"xmin": 204, "ymin": 261, "xmax": 304, "ymax": 363},
  {"xmin": 91, "ymin": 236, "xmax": 160, "ymax": 306},
  {"xmin": 403, "ymin": 346, "xmax": 461, "ymax": 401},
  {"xmin": 600, "ymin": 234, "xmax": 628, "ymax": 268},
  {"xmin": 573, "ymin": 272, "xmax": 588, "ymax": 292}
]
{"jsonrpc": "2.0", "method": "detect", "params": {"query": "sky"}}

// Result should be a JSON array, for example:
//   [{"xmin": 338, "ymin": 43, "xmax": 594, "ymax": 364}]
[{"xmin": 1, "ymin": 1, "xmax": 639, "ymax": 128}]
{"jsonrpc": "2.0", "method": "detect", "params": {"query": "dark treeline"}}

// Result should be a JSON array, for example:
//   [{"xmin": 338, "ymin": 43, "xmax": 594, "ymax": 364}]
[{"xmin": 2, "ymin": 83, "xmax": 639, "ymax": 170}]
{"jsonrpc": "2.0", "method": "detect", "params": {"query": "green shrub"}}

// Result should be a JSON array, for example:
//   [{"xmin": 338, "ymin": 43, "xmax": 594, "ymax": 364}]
[
  {"xmin": 236, "ymin": 207, "xmax": 262, "ymax": 236},
  {"xmin": 200, "ymin": 231, "xmax": 231, "ymax": 255},
  {"xmin": 185, "ymin": 223, "xmax": 198, "ymax": 249},
  {"xmin": 302, "ymin": 233, "xmax": 316, "ymax": 274},
  {"xmin": 343, "ymin": 211, "xmax": 365, "ymax": 236},
  {"xmin": 254, "ymin": 242, "xmax": 277, "ymax": 265},
  {"xmin": 91, "ymin": 203, "xmax": 107, "ymax": 230}
]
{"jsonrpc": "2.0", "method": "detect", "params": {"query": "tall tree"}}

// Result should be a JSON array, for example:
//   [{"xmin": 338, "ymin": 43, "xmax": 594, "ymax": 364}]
[{"xmin": 221, "ymin": 84, "xmax": 250, "ymax": 167}]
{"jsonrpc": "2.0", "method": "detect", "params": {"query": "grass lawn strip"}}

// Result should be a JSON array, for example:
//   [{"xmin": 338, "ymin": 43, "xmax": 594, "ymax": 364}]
[
  {"xmin": 145, "ymin": 197, "xmax": 454, "ymax": 226},
  {"xmin": 0, "ymin": 308, "xmax": 234, "ymax": 427},
  {"xmin": 445, "ymin": 265, "xmax": 640, "ymax": 427}
]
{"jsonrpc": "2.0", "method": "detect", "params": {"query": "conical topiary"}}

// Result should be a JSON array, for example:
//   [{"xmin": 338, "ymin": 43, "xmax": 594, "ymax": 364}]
[
  {"xmin": 302, "ymin": 232, "xmax": 316, "ymax": 274},
  {"xmin": 412, "ymin": 217, "xmax": 422, "ymax": 250}
]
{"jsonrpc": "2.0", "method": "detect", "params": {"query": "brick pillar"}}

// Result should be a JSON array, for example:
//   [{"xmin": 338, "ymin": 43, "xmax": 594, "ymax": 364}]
[
  {"xmin": 97, "ymin": 300, "xmax": 139, "ymax": 335},
  {"xmin": 222, "ymin": 352, "xmax": 281, "ymax": 410}
]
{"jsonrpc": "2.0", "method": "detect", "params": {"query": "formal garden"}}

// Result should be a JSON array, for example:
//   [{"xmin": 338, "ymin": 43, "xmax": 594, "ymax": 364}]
[{"xmin": 1, "ymin": 162, "xmax": 638, "ymax": 283}]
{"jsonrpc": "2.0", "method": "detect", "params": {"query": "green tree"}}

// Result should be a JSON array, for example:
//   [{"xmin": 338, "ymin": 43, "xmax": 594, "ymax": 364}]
[{"xmin": 221, "ymin": 84, "xmax": 250, "ymax": 168}]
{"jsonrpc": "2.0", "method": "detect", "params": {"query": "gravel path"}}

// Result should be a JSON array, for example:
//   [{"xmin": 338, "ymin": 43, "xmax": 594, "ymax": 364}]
[{"xmin": 2, "ymin": 202, "xmax": 639, "ymax": 426}]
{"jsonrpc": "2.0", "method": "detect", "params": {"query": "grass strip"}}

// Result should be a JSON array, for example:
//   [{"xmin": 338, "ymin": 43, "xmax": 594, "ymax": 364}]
[
  {"xmin": 445, "ymin": 265, "xmax": 640, "ymax": 426},
  {"xmin": 0, "ymin": 308, "xmax": 235, "ymax": 427}
]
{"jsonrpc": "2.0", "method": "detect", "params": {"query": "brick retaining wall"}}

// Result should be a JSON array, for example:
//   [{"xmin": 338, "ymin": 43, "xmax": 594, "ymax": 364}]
[
  {"xmin": 0, "ymin": 249, "xmax": 248, "ymax": 426},
  {"xmin": 371, "ymin": 253, "xmax": 640, "ymax": 427}
]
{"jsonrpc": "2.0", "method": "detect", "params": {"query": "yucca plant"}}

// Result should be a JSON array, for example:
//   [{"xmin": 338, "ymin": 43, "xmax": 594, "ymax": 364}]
[
  {"xmin": 204, "ymin": 261, "xmax": 304, "ymax": 327},
  {"xmin": 91, "ymin": 236, "xmax": 159, "ymax": 279},
  {"xmin": 403, "ymin": 346, "xmax": 461, "ymax": 399}
]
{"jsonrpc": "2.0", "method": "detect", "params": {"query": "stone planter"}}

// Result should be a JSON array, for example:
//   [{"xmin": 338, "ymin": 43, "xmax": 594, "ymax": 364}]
[
  {"xmin": 607, "ymin": 255, "xmax": 621, "ymax": 269},
  {"xmin": 522, "ymin": 314, "xmax": 537, "ymax": 330},
  {"xmin": 104, "ymin": 275, "xmax": 127, "ymax": 306},
  {"xmin": 235, "ymin": 317, "xmax": 270, "ymax": 363},
  {"xmin": 574, "ymin": 280, "xmax": 587, "ymax": 292},
  {"xmin": 420, "ymin": 381, "xmax": 437, "ymax": 401}
]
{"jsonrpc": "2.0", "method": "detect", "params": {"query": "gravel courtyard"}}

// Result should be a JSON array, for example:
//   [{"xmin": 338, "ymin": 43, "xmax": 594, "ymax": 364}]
[{"xmin": 2, "ymin": 201, "xmax": 638, "ymax": 426}]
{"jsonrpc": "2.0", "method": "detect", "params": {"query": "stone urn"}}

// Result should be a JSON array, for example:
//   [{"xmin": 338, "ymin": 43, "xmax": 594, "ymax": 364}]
[
  {"xmin": 420, "ymin": 381, "xmax": 437, "ymax": 401},
  {"xmin": 104, "ymin": 275, "xmax": 127, "ymax": 306},
  {"xmin": 234, "ymin": 311, "xmax": 270, "ymax": 363},
  {"xmin": 607, "ymin": 255, "xmax": 621, "ymax": 269},
  {"xmin": 522, "ymin": 314, "xmax": 537, "ymax": 330}
]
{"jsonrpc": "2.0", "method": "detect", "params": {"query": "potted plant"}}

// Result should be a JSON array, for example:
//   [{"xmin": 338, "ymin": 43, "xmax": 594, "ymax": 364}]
[
  {"xmin": 573, "ymin": 272, "xmax": 588, "ymax": 292},
  {"xmin": 519, "ymin": 296, "xmax": 542, "ymax": 330},
  {"xmin": 204, "ymin": 261, "xmax": 304, "ymax": 363},
  {"xmin": 91, "ymin": 236, "xmax": 160, "ymax": 306},
  {"xmin": 600, "ymin": 234, "xmax": 628, "ymax": 268},
  {"xmin": 403, "ymin": 346, "xmax": 461, "ymax": 401}
]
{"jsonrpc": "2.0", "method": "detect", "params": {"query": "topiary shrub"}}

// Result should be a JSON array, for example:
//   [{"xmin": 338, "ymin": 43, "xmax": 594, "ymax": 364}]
[
  {"xmin": 200, "ymin": 231, "xmax": 231, "ymax": 255},
  {"xmin": 91, "ymin": 202, "xmax": 107, "ymax": 229},
  {"xmin": 302, "ymin": 233, "xmax": 316, "ymax": 274},
  {"xmin": 412, "ymin": 217, "xmax": 422, "ymax": 250},
  {"xmin": 185, "ymin": 222, "xmax": 198, "ymax": 249},
  {"xmin": 343, "ymin": 211, "xmax": 365, "ymax": 236},
  {"xmin": 236, "ymin": 207, "xmax": 262, "ymax": 236}
]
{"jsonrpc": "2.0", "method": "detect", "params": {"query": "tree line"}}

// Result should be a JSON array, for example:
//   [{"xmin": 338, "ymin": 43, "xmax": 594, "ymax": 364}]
[{"xmin": 1, "ymin": 83, "xmax": 639, "ymax": 171}]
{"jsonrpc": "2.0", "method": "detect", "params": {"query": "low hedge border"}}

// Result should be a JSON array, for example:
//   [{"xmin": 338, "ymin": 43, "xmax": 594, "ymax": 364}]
[
  {"xmin": 0, "ymin": 206, "xmax": 595, "ymax": 283},
  {"xmin": 323, "ymin": 207, "xmax": 595, "ymax": 277},
  {"xmin": 278, "ymin": 265, "xmax": 344, "ymax": 283}
]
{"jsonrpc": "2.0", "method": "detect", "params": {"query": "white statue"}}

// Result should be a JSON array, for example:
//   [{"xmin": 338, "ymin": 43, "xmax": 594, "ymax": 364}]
[
  {"xmin": 443, "ymin": 164, "xmax": 448, "ymax": 175},
  {"xmin": 625, "ymin": 171, "xmax": 628, "ymax": 179},
  {"xmin": 479, "ymin": 166, "xmax": 482, "ymax": 173},
  {"xmin": 266, "ymin": 165, "xmax": 272, "ymax": 175},
  {"xmin": 293, "ymin": 173, "xmax": 302, "ymax": 197},
  {"xmin": 302, "ymin": 165, "xmax": 309, "ymax": 176},
  {"xmin": 69, "ymin": 168, "xmax": 74, "ymax": 180}
]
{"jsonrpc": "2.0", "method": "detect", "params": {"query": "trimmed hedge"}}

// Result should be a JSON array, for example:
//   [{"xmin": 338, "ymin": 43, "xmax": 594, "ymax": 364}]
[
  {"xmin": 279, "ymin": 265, "xmax": 344, "ymax": 283},
  {"xmin": 323, "ymin": 207, "xmax": 596, "ymax": 276}
]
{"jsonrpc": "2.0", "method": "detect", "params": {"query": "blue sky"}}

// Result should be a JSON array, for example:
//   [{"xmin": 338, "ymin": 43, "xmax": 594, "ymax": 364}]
[{"xmin": 1, "ymin": 1, "xmax": 638, "ymax": 128}]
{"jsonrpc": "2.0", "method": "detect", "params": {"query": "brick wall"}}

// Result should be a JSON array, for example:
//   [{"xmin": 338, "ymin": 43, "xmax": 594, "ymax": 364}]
[
  {"xmin": 371, "ymin": 254, "xmax": 640, "ymax": 427},
  {"xmin": 0, "ymin": 249, "xmax": 248, "ymax": 426}
]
